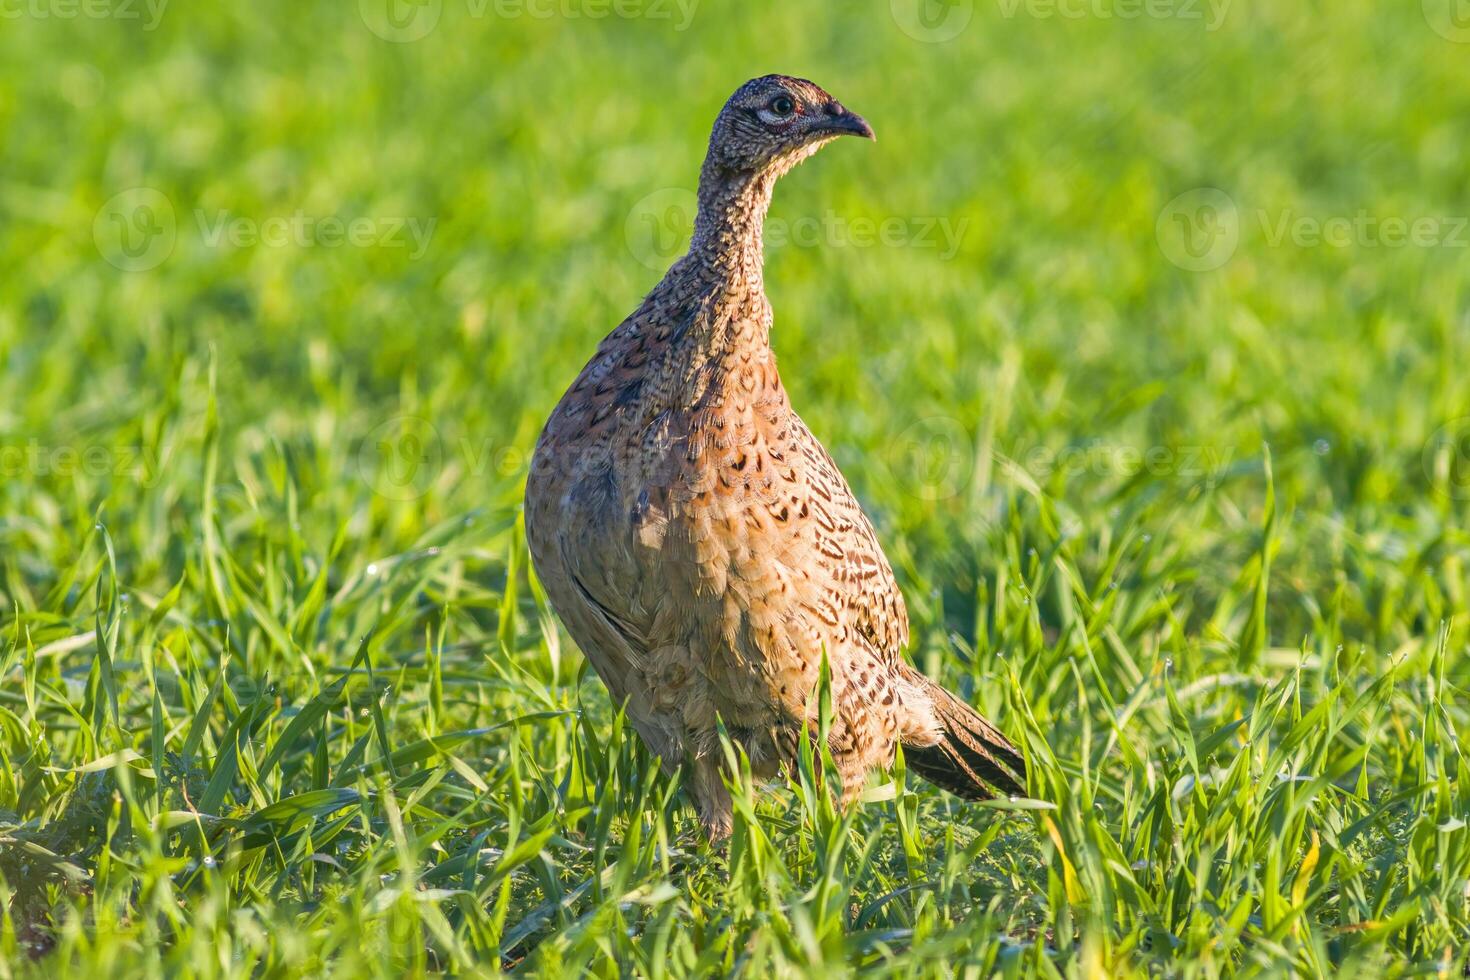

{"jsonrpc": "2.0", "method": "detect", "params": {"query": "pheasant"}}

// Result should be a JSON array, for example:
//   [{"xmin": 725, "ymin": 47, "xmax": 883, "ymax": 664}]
[{"xmin": 525, "ymin": 75, "xmax": 1024, "ymax": 838}]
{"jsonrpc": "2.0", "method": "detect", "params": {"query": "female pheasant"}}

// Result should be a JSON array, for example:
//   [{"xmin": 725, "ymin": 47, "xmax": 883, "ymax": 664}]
[{"xmin": 526, "ymin": 75, "xmax": 1024, "ymax": 838}]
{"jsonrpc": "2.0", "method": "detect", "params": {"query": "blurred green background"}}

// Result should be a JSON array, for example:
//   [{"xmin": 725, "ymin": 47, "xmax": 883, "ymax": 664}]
[{"xmin": 3, "ymin": 0, "xmax": 1470, "ymax": 975}]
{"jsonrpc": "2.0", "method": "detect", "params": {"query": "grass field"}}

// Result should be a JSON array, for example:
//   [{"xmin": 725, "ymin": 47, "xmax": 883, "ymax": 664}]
[{"xmin": 3, "ymin": 0, "xmax": 1470, "ymax": 975}]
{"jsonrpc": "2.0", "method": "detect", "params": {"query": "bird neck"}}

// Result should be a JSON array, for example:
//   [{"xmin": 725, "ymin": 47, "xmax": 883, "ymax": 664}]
[{"xmin": 688, "ymin": 161, "xmax": 776, "ymax": 291}]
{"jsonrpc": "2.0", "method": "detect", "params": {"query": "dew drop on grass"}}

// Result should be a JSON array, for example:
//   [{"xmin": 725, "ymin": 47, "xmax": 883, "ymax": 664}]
[
  {"xmin": 203, "ymin": 855, "xmax": 217, "ymax": 869},
  {"xmin": 366, "ymin": 563, "xmax": 379, "ymax": 576},
  {"xmin": 1313, "ymin": 439, "xmax": 1331, "ymax": 455}
]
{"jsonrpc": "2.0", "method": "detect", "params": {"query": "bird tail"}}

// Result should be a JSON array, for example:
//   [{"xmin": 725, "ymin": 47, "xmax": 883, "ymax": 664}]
[{"xmin": 899, "ymin": 669, "xmax": 1026, "ymax": 800}]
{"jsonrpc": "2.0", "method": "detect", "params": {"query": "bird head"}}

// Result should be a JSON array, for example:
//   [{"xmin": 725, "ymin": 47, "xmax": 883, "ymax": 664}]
[{"xmin": 704, "ymin": 75, "xmax": 875, "ymax": 179}]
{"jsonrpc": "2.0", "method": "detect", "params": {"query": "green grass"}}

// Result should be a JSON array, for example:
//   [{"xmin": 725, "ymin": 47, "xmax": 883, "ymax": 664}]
[{"xmin": 3, "ymin": 0, "xmax": 1470, "ymax": 975}]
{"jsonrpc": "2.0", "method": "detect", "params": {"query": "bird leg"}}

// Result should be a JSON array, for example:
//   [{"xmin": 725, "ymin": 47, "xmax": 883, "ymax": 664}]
[{"xmin": 689, "ymin": 757, "xmax": 733, "ymax": 841}]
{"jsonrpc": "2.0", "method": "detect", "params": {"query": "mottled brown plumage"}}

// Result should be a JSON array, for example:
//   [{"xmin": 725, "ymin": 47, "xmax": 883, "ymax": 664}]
[{"xmin": 526, "ymin": 75, "xmax": 1023, "ymax": 838}]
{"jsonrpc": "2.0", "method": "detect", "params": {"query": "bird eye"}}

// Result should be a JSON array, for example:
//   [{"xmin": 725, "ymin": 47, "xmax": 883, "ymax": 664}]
[{"xmin": 770, "ymin": 95, "xmax": 796, "ymax": 116}]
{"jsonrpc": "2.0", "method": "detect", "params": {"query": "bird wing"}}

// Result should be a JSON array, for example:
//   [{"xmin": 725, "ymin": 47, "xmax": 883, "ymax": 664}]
[{"xmin": 525, "ymin": 439, "xmax": 654, "ymax": 711}]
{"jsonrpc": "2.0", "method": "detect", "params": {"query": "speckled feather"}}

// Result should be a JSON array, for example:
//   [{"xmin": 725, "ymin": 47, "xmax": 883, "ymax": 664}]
[{"xmin": 526, "ymin": 75, "xmax": 1024, "ymax": 838}]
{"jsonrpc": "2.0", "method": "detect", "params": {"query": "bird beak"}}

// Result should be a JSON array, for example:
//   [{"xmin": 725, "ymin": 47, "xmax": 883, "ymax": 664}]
[{"xmin": 822, "ymin": 108, "xmax": 876, "ymax": 141}]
